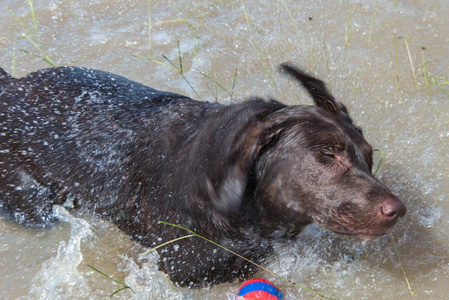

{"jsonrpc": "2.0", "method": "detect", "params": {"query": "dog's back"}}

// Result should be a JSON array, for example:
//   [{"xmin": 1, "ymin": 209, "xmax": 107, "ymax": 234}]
[{"xmin": 0, "ymin": 67, "xmax": 201, "ymax": 224}]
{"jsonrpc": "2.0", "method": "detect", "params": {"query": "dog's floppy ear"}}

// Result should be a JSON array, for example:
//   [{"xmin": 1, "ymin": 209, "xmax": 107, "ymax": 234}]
[
  {"xmin": 278, "ymin": 63, "xmax": 350, "ymax": 119},
  {"xmin": 202, "ymin": 100, "xmax": 286, "ymax": 216}
]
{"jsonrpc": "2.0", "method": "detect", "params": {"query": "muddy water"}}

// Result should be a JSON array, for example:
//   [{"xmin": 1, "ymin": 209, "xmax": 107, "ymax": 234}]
[{"xmin": 1, "ymin": 0, "xmax": 448, "ymax": 299}]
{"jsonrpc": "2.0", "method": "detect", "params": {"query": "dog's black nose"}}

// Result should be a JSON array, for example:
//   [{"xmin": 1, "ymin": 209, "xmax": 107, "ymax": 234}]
[{"xmin": 380, "ymin": 198, "xmax": 406, "ymax": 221}]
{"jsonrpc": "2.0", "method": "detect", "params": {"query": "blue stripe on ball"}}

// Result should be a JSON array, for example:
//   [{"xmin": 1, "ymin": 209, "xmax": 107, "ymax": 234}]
[{"xmin": 237, "ymin": 281, "xmax": 283, "ymax": 299}]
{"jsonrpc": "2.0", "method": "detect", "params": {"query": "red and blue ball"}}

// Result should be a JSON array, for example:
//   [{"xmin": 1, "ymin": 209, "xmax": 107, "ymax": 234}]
[{"xmin": 235, "ymin": 278, "xmax": 283, "ymax": 300}]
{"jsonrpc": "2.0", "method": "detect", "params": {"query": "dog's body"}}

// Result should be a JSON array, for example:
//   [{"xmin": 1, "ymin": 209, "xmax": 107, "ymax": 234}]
[{"xmin": 0, "ymin": 64, "xmax": 405, "ymax": 287}]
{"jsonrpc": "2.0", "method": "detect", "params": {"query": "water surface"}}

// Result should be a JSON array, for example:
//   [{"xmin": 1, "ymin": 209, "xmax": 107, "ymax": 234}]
[{"xmin": 1, "ymin": 0, "xmax": 448, "ymax": 299}]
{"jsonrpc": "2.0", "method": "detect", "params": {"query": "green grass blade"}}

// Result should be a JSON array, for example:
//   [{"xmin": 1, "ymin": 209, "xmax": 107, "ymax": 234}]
[
  {"xmin": 230, "ymin": 64, "xmax": 238, "ymax": 102},
  {"xmin": 70, "ymin": 0, "xmax": 86, "ymax": 36},
  {"xmin": 111, "ymin": 286, "xmax": 133, "ymax": 296},
  {"xmin": 26, "ymin": 0, "xmax": 39, "ymax": 40},
  {"xmin": 8, "ymin": 7, "xmax": 38, "ymax": 42},
  {"xmin": 432, "ymin": 77, "xmax": 449, "ymax": 98},
  {"xmin": 200, "ymin": 67, "xmax": 238, "ymax": 102},
  {"xmin": 200, "ymin": 72, "xmax": 230, "ymax": 95},
  {"xmin": 373, "ymin": 148, "xmax": 384, "ymax": 177},
  {"xmin": 137, "ymin": 55, "xmax": 179, "ymax": 72},
  {"xmin": 177, "ymin": 41, "xmax": 183, "ymax": 74},
  {"xmin": 180, "ymin": 73, "xmax": 202, "ymax": 100},
  {"xmin": 22, "ymin": 33, "xmax": 55, "ymax": 66},
  {"xmin": 391, "ymin": 235, "xmax": 414, "ymax": 296},
  {"xmin": 88, "ymin": 265, "xmax": 135, "ymax": 295},
  {"xmin": 205, "ymin": 82, "xmax": 219, "ymax": 102},
  {"xmin": 276, "ymin": 0, "xmax": 284, "ymax": 36},
  {"xmin": 176, "ymin": 9, "xmax": 199, "ymax": 38},
  {"xmin": 162, "ymin": 54, "xmax": 180, "ymax": 72},
  {"xmin": 138, "ymin": 50, "xmax": 201, "ymax": 100},
  {"xmin": 140, "ymin": 234, "xmax": 196, "ymax": 256},
  {"xmin": 9, "ymin": 2, "xmax": 57, "ymax": 66}
]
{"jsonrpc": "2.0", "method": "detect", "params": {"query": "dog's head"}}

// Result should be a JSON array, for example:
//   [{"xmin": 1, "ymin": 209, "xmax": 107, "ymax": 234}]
[
  {"xmin": 254, "ymin": 64, "xmax": 406, "ymax": 240},
  {"xmin": 206, "ymin": 64, "xmax": 405, "ymax": 241}
]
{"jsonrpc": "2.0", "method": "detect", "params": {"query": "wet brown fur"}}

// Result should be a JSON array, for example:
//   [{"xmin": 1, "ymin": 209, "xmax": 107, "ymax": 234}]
[{"xmin": 0, "ymin": 63, "xmax": 405, "ymax": 287}]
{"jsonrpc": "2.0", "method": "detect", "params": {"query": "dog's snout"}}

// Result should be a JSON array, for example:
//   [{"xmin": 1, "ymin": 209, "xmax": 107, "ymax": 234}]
[{"xmin": 380, "ymin": 198, "xmax": 406, "ymax": 221}]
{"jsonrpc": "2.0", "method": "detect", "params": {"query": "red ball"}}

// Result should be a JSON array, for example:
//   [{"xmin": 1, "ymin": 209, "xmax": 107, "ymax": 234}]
[{"xmin": 235, "ymin": 278, "xmax": 283, "ymax": 300}]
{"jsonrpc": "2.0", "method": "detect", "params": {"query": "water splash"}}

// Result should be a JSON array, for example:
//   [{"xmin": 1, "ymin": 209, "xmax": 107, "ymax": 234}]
[{"xmin": 26, "ymin": 206, "xmax": 92, "ymax": 299}]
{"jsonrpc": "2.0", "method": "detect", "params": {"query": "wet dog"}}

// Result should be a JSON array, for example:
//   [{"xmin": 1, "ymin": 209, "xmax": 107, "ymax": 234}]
[{"xmin": 0, "ymin": 64, "xmax": 405, "ymax": 287}]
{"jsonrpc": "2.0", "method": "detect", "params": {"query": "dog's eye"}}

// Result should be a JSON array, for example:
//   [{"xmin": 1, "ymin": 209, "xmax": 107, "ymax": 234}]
[
  {"xmin": 320, "ymin": 147, "xmax": 337, "ymax": 159},
  {"xmin": 322, "ymin": 152, "xmax": 336, "ymax": 159}
]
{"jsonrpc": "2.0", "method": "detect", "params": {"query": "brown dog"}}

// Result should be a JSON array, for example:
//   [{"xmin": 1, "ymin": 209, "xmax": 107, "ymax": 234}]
[{"xmin": 0, "ymin": 64, "xmax": 405, "ymax": 287}]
